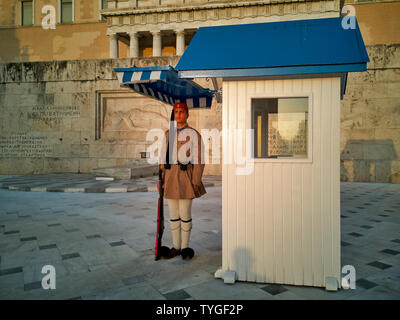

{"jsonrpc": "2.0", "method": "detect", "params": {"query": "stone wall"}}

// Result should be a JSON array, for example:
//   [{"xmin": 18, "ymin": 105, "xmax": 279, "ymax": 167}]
[
  {"xmin": 0, "ymin": 56, "xmax": 222, "ymax": 176},
  {"xmin": 0, "ymin": 45, "xmax": 399, "ymax": 182},
  {"xmin": 341, "ymin": 44, "xmax": 400, "ymax": 183}
]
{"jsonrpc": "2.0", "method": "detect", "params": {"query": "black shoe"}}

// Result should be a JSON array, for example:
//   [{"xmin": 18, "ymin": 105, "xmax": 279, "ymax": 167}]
[
  {"xmin": 181, "ymin": 247, "xmax": 194, "ymax": 260},
  {"xmin": 159, "ymin": 246, "xmax": 171, "ymax": 258},
  {"xmin": 168, "ymin": 247, "xmax": 181, "ymax": 258},
  {"xmin": 160, "ymin": 247, "xmax": 181, "ymax": 259}
]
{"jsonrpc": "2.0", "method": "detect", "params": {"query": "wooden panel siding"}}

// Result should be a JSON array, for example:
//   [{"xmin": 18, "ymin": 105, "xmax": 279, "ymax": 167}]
[{"xmin": 222, "ymin": 77, "xmax": 341, "ymax": 287}]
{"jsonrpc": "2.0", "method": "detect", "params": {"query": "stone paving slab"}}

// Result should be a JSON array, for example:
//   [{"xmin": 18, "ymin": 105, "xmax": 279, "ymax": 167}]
[
  {"xmin": 0, "ymin": 174, "xmax": 222, "ymax": 193},
  {"xmin": 0, "ymin": 182, "xmax": 399, "ymax": 300}
]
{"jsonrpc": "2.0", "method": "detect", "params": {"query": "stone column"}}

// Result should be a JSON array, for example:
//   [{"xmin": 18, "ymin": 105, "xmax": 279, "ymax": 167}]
[
  {"xmin": 109, "ymin": 33, "xmax": 118, "ymax": 58},
  {"xmin": 129, "ymin": 32, "xmax": 139, "ymax": 58},
  {"xmin": 152, "ymin": 31, "xmax": 162, "ymax": 57},
  {"xmin": 175, "ymin": 29, "xmax": 185, "ymax": 56}
]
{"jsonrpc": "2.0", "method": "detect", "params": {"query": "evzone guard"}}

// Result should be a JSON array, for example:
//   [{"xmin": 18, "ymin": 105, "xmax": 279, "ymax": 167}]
[{"xmin": 156, "ymin": 102, "xmax": 206, "ymax": 260}]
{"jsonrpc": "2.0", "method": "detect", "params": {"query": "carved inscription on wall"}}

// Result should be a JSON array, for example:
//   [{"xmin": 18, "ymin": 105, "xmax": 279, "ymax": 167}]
[
  {"xmin": 27, "ymin": 105, "xmax": 80, "ymax": 124},
  {"xmin": 96, "ymin": 90, "xmax": 169, "ymax": 141},
  {"xmin": 0, "ymin": 132, "xmax": 52, "ymax": 157}
]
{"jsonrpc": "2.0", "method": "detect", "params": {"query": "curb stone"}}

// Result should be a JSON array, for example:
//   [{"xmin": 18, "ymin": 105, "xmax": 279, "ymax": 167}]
[{"xmin": 0, "ymin": 182, "xmax": 221, "ymax": 193}]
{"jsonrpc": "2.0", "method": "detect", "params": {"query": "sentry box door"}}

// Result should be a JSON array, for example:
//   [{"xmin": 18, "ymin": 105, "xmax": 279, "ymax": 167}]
[{"xmin": 219, "ymin": 77, "xmax": 341, "ymax": 289}]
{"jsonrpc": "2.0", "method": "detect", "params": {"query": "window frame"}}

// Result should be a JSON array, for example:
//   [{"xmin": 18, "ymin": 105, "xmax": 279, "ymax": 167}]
[
  {"xmin": 247, "ymin": 92, "xmax": 313, "ymax": 163},
  {"xmin": 21, "ymin": 0, "xmax": 35, "ymax": 26},
  {"xmin": 59, "ymin": 0, "xmax": 74, "ymax": 24},
  {"xmin": 99, "ymin": 0, "xmax": 108, "ymax": 21}
]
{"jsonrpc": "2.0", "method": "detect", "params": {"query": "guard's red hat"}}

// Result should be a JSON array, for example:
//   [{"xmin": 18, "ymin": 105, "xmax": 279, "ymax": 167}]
[{"xmin": 173, "ymin": 102, "xmax": 188, "ymax": 111}]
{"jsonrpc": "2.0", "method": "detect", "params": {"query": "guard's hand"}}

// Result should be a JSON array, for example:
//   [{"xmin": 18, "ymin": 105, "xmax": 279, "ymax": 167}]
[
  {"xmin": 157, "ymin": 182, "xmax": 164, "ymax": 194},
  {"xmin": 193, "ymin": 184, "xmax": 200, "ymax": 194}
]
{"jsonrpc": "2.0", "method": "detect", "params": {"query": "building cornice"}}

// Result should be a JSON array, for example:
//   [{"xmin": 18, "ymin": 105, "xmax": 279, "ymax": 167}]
[
  {"xmin": 104, "ymin": 0, "xmax": 340, "ymax": 34},
  {"xmin": 100, "ymin": 0, "xmax": 337, "ymax": 17}
]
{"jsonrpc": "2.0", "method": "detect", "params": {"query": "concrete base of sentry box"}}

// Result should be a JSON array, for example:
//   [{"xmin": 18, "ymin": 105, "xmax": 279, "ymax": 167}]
[
  {"xmin": 215, "ymin": 268, "xmax": 340, "ymax": 292},
  {"xmin": 325, "ymin": 277, "xmax": 339, "ymax": 291},
  {"xmin": 215, "ymin": 268, "xmax": 237, "ymax": 284}
]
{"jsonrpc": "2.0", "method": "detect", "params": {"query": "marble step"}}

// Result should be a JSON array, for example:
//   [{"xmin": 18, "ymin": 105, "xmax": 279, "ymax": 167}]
[{"xmin": 91, "ymin": 162, "xmax": 158, "ymax": 180}]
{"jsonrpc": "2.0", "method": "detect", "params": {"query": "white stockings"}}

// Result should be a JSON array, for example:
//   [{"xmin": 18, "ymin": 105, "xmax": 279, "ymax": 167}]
[{"xmin": 166, "ymin": 199, "xmax": 193, "ymax": 250}]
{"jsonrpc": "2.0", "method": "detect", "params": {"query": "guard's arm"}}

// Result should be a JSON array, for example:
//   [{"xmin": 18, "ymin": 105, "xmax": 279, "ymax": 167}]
[
  {"xmin": 158, "ymin": 130, "xmax": 169, "ymax": 190},
  {"xmin": 192, "ymin": 131, "xmax": 205, "ymax": 187}
]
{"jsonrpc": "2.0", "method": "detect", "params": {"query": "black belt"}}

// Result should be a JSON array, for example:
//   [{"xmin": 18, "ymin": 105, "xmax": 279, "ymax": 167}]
[{"xmin": 164, "ymin": 162, "xmax": 192, "ymax": 171}]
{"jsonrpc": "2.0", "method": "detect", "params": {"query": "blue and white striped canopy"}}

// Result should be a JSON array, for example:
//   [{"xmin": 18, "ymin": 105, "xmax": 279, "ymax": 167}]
[{"xmin": 114, "ymin": 65, "xmax": 216, "ymax": 108}]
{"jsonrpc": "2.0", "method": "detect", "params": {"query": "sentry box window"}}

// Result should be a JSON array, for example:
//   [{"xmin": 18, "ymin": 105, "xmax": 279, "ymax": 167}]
[{"xmin": 252, "ymin": 97, "xmax": 309, "ymax": 159}]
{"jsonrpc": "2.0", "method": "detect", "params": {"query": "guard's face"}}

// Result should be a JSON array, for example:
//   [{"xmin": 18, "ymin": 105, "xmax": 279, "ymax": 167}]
[{"xmin": 174, "ymin": 107, "xmax": 189, "ymax": 124}]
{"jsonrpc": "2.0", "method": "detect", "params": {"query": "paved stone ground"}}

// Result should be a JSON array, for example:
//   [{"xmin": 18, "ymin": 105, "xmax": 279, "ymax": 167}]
[{"xmin": 0, "ymin": 176, "xmax": 399, "ymax": 300}]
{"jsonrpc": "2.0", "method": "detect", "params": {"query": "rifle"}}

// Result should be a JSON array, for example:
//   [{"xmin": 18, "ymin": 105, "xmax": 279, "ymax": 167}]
[
  {"xmin": 155, "ymin": 167, "xmax": 165, "ymax": 260},
  {"xmin": 154, "ymin": 109, "xmax": 176, "ymax": 261}
]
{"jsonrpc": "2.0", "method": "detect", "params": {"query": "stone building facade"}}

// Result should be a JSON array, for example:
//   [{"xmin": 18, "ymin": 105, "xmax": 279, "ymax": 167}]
[
  {"xmin": 0, "ymin": 0, "xmax": 399, "ymax": 182},
  {"xmin": 102, "ymin": 0, "xmax": 340, "ymax": 58}
]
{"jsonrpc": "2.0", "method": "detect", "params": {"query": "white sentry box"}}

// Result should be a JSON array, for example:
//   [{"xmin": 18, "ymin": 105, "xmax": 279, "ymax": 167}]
[{"xmin": 216, "ymin": 76, "xmax": 341, "ymax": 290}]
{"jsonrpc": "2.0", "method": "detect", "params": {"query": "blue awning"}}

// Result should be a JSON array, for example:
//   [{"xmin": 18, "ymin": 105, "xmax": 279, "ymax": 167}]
[
  {"xmin": 176, "ymin": 17, "xmax": 369, "ymax": 79},
  {"xmin": 114, "ymin": 65, "xmax": 216, "ymax": 108}
]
